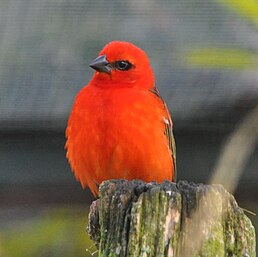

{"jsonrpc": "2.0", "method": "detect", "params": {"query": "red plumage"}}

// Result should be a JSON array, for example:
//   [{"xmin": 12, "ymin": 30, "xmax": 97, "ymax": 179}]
[{"xmin": 66, "ymin": 41, "xmax": 176, "ymax": 196}]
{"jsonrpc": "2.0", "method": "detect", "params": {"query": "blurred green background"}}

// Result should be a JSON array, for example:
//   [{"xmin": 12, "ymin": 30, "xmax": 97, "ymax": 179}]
[{"xmin": 0, "ymin": 0, "xmax": 257, "ymax": 256}]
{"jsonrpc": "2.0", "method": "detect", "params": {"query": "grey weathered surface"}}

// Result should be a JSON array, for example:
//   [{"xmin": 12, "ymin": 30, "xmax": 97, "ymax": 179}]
[{"xmin": 87, "ymin": 180, "xmax": 256, "ymax": 257}]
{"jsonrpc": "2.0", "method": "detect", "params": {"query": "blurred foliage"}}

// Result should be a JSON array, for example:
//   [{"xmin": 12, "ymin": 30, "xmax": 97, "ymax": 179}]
[
  {"xmin": 0, "ymin": 207, "xmax": 96, "ymax": 257},
  {"xmin": 186, "ymin": 0, "xmax": 258, "ymax": 69},
  {"xmin": 216, "ymin": 0, "xmax": 258, "ymax": 25},
  {"xmin": 185, "ymin": 48, "xmax": 258, "ymax": 69}
]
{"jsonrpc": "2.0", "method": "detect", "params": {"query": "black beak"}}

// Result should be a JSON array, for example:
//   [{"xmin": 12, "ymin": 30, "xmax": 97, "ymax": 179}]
[{"xmin": 89, "ymin": 55, "xmax": 111, "ymax": 74}]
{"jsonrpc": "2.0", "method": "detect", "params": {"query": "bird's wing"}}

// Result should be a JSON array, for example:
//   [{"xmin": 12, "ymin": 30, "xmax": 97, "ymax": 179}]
[{"xmin": 150, "ymin": 87, "xmax": 177, "ymax": 181}]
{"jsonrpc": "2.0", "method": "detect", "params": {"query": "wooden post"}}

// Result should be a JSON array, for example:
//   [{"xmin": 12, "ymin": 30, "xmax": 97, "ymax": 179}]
[{"xmin": 87, "ymin": 180, "xmax": 256, "ymax": 257}]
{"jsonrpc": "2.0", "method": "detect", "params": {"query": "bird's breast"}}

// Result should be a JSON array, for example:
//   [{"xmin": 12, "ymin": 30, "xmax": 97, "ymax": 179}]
[{"xmin": 66, "ymin": 85, "xmax": 172, "ymax": 193}]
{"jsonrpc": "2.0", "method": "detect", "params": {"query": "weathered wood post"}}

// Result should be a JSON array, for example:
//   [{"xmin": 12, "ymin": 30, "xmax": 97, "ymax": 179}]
[{"xmin": 87, "ymin": 180, "xmax": 256, "ymax": 257}]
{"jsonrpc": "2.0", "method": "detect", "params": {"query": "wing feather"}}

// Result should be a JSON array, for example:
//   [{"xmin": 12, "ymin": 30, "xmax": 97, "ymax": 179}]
[{"xmin": 150, "ymin": 87, "xmax": 177, "ymax": 181}]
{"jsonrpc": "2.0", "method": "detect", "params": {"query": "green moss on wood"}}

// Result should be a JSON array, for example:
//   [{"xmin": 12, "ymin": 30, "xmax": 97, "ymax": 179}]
[{"xmin": 88, "ymin": 180, "xmax": 256, "ymax": 257}]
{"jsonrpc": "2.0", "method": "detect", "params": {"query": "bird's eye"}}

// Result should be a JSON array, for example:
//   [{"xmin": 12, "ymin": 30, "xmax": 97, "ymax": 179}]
[{"xmin": 114, "ymin": 60, "xmax": 132, "ymax": 71}]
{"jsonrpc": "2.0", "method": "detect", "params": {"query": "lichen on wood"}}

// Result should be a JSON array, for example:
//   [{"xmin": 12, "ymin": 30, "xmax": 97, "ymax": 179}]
[{"xmin": 87, "ymin": 180, "xmax": 256, "ymax": 257}]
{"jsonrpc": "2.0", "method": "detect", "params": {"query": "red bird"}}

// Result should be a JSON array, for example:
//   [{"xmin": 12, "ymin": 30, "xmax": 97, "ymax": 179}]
[{"xmin": 66, "ymin": 41, "xmax": 176, "ymax": 196}]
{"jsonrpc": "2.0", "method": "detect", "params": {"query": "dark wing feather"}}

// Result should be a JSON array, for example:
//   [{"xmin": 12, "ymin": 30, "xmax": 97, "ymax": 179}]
[{"xmin": 150, "ymin": 87, "xmax": 177, "ymax": 181}]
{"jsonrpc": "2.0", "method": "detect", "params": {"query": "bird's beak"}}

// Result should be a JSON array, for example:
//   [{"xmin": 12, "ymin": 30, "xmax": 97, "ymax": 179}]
[{"xmin": 89, "ymin": 55, "xmax": 112, "ymax": 74}]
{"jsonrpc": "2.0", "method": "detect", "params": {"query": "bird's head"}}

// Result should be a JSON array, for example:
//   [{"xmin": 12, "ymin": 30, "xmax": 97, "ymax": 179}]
[{"xmin": 89, "ymin": 41, "xmax": 155, "ymax": 89}]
